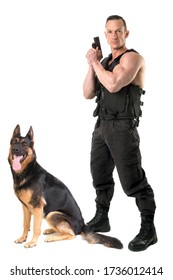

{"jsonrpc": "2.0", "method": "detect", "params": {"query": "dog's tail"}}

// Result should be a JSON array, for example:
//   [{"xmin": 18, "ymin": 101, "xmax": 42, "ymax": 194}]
[{"xmin": 81, "ymin": 225, "xmax": 123, "ymax": 249}]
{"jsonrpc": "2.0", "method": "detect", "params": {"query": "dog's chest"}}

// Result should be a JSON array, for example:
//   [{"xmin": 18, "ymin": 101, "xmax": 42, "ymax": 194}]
[{"xmin": 16, "ymin": 189, "xmax": 34, "ymax": 212}]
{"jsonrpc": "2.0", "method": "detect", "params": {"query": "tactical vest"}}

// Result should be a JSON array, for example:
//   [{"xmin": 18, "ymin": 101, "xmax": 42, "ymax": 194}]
[{"xmin": 93, "ymin": 49, "xmax": 145, "ymax": 126}]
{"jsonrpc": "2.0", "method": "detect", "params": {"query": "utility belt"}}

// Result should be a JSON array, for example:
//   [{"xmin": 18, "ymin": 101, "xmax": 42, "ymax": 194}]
[
  {"xmin": 95, "ymin": 116, "xmax": 139, "ymax": 130},
  {"xmin": 93, "ymin": 84, "xmax": 145, "ymax": 127}
]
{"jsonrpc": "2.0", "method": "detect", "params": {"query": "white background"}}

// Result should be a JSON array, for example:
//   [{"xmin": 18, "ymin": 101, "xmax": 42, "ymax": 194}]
[{"xmin": 0, "ymin": 0, "xmax": 172, "ymax": 279}]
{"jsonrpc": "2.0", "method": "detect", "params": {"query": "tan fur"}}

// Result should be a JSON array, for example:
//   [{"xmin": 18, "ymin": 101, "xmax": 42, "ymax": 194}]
[
  {"xmin": 14, "ymin": 189, "xmax": 46, "ymax": 248},
  {"xmin": 19, "ymin": 151, "xmax": 34, "ymax": 173},
  {"xmin": 81, "ymin": 232, "xmax": 97, "ymax": 244},
  {"xmin": 44, "ymin": 211, "xmax": 75, "ymax": 242}
]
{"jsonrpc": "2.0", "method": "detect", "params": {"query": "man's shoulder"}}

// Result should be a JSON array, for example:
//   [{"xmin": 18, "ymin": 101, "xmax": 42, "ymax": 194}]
[
  {"xmin": 125, "ymin": 48, "xmax": 138, "ymax": 54},
  {"xmin": 123, "ymin": 49, "xmax": 144, "ymax": 63}
]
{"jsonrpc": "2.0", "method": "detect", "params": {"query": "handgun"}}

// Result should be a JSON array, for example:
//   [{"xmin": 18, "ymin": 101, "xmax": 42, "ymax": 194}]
[{"xmin": 92, "ymin": 36, "xmax": 102, "ymax": 52}]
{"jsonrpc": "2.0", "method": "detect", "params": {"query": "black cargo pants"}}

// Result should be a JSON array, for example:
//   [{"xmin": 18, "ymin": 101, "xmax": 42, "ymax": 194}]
[{"xmin": 90, "ymin": 119, "xmax": 156, "ymax": 216}]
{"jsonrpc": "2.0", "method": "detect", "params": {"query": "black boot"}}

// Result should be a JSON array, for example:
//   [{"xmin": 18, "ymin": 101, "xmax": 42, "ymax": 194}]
[
  {"xmin": 87, "ymin": 206, "xmax": 110, "ymax": 232},
  {"xmin": 128, "ymin": 215, "xmax": 158, "ymax": 252}
]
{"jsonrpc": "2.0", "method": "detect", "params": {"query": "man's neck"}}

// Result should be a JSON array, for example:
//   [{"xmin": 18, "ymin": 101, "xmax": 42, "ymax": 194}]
[{"xmin": 111, "ymin": 44, "xmax": 127, "ymax": 59}]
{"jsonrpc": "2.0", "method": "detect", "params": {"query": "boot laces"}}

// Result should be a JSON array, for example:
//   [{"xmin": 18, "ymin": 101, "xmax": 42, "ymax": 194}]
[
  {"xmin": 137, "ymin": 223, "xmax": 152, "ymax": 240},
  {"xmin": 88, "ymin": 209, "xmax": 103, "ymax": 224}
]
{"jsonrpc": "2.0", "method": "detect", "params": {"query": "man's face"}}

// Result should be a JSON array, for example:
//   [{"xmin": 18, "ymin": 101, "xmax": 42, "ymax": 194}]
[{"xmin": 105, "ymin": 19, "xmax": 129, "ymax": 50}]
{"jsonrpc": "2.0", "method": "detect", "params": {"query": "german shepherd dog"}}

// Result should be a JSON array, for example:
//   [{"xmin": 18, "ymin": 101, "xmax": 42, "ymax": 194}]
[{"xmin": 8, "ymin": 125, "xmax": 123, "ymax": 249}]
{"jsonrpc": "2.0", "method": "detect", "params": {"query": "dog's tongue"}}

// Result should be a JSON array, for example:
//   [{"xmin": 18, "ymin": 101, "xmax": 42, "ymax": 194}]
[{"xmin": 12, "ymin": 155, "xmax": 23, "ymax": 171}]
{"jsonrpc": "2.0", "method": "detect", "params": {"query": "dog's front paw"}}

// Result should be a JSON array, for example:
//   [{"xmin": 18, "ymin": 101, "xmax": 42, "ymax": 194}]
[
  {"xmin": 24, "ymin": 241, "xmax": 37, "ymax": 248},
  {"xmin": 15, "ymin": 236, "xmax": 27, "ymax": 244}
]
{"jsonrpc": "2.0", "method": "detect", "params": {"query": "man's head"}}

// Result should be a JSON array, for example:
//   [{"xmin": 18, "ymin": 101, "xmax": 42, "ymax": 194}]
[{"xmin": 105, "ymin": 15, "xmax": 129, "ymax": 50}]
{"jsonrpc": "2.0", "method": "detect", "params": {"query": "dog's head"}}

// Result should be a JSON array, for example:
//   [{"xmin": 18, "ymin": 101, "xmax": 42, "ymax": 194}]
[{"xmin": 8, "ymin": 124, "xmax": 36, "ymax": 173}]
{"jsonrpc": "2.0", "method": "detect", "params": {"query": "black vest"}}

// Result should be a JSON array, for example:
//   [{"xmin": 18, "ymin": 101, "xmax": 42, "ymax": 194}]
[{"xmin": 93, "ymin": 49, "xmax": 145, "ymax": 125}]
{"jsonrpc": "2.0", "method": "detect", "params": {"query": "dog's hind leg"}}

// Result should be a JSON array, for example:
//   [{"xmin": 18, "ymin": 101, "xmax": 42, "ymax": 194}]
[
  {"xmin": 43, "ymin": 228, "xmax": 57, "ymax": 235},
  {"xmin": 44, "ymin": 211, "xmax": 75, "ymax": 242},
  {"xmin": 44, "ymin": 211, "xmax": 64, "ymax": 235}
]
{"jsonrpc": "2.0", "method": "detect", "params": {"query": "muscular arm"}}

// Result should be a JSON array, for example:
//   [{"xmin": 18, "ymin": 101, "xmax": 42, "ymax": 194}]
[
  {"xmin": 83, "ymin": 47, "xmax": 103, "ymax": 99},
  {"xmin": 85, "ymin": 49, "xmax": 145, "ymax": 93},
  {"xmin": 83, "ymin": 66, "xmax": 96, "ymax": 99}
]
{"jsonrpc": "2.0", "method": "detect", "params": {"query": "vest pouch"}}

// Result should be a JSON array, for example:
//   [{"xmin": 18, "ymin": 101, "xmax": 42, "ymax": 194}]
[
  {"xmin": 104, "ymin": 86, "xmax": 128, "ymax": 115},
  {"xmin": 128, "ymin": 85, "xmax": 144, "ymax": 119}
]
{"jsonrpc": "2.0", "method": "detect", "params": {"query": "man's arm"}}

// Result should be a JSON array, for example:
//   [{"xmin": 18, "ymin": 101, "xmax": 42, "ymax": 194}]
[
  {"xmin": 86, "ymin": 49, "xmax": 145, "ymax": 93},
  {"xmin": 83, "ymin": 47, "xmax": 103, "ymax": 99},
  {"xmin": 83, "ymin": 65, "xmax": 96, "ymax": 99}
]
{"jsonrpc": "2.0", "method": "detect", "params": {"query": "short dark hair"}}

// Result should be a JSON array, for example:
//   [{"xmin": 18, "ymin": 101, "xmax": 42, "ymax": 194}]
[{"xmin": 106, "ymin": 15, "xmax": 127, "ymax": 30}]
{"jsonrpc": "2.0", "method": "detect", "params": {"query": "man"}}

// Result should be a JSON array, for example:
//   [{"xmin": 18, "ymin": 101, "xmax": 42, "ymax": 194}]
[{"xmin": 83, "ymin": 15, "xmax": 157, "ymax": 251}]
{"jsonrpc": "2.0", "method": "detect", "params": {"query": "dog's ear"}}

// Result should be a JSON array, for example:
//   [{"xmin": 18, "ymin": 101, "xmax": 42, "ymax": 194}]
[
  {"xmin": 13, "ymin": 124, "xmax": 21, "ymax": 138},
  {"xmin": 26, "ymin": 126, "xmax": 34, "ymax": 141}
]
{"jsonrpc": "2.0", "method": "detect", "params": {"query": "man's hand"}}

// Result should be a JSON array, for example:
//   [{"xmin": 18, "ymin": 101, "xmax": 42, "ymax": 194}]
[{"xmin": 86, "ymin": 47, "xmax": 102, "ymax": 66}]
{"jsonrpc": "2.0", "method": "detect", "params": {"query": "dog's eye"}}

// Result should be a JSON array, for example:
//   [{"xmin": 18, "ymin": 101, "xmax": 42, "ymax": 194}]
[
  {"xmin": 11, "ymin": 139, "xmax": 17, "ymax": 144},
  {"xmin": 22, "ymin": 142, "xmax": 28, "ymax": 147}
]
